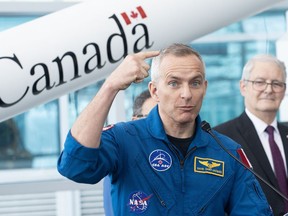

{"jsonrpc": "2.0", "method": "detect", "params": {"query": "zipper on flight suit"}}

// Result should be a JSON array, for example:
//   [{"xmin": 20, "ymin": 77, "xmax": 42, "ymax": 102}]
[
  {"xmin": 167, "ymin": 142, "xmax": 197, "ymax": 192},
  {"xmin": 181, "ymin": 146, "xmax": 197, "ymax": 169},
  {"xmin": 135, "ymin": 160, "xmax": 167, "ymax": 208},
  {"xmin": 167, "ymin": 142, "xmax": 197, "ymax": 169},
  {"xmin": 150, "ymin": 187, "xmax": 167, "ymax": 208}
]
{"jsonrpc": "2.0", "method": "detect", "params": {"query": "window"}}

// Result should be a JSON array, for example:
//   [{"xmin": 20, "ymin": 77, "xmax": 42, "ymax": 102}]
[
  {"xmin": 197, "ymin": 10, "xmax": 286, "ymax": 126},
  {"xmin": 0, "ymin": 100, "xmax": 60, "ymax": 169},
  {"xmin": 0, "ymin": 15, "xmax": 60, "ymax": 170},
  {"xmin": 0, "ymin": 9, "xmax": 286, "ymax": 170}
]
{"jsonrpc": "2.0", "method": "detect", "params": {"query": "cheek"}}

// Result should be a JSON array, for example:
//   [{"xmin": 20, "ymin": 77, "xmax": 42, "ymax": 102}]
[
  {"xmin": 159, "ymin": 92, "xmax": 173, "ymax": 102},
  {"xmin": 248, "ymin": 92, "xmax": 258, "ymax": 101},
  {"xmin": 278, "ymin": 92, "xmax": 285, "ymax": 101},
  {"xmin": 244, "ymin": 88, "xmax": 259, "ymax": 99},
  {"xmin": 192, "ymin": 89, "xmax": 206, "ymax": 100},
  {"xmin": 157, "ymin": 84, "xmax": 173, "ymax": 98},
  {"xmin": 158, "ymin": 91, "xmax": 177, "ymax": 107}
]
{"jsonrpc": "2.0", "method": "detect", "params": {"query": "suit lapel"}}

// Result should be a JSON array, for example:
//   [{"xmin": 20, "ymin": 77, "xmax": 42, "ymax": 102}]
[{"xmin": 236, "ymin": 112, "xmax": 278, "ymax": 186}]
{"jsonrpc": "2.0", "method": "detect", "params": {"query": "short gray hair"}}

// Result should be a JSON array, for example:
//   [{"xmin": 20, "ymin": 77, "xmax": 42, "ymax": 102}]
[
  {"xmin": 241, "ymin": 54, "xmax": 286, "ymax": 81},
  {"xmin": 150, "ymin": 43, "xmax": 205, "ymax": 82}
]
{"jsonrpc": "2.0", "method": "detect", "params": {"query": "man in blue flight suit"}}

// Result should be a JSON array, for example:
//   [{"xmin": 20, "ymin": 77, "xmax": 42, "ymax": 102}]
[{"xmin": 58, "ymin": 43, "xmax": 273, "ymax": 215}]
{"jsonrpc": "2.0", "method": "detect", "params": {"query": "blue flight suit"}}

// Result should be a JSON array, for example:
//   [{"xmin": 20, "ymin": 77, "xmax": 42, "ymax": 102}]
[{"xmin": 58, "ymin": 106, "xmax": 273, "ymax": 215}]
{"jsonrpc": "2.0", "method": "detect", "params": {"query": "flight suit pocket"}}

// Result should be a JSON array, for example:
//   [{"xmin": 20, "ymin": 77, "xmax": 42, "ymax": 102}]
[{"xmin": 133, "ymin": 152, "xmax": 176, "ymax": 214}]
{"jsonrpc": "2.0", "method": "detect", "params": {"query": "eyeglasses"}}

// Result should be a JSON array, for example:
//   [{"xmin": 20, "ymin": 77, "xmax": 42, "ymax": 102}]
[{"xmin": 244, "ymin": 80, "xmax": 286, "ymax": 93}]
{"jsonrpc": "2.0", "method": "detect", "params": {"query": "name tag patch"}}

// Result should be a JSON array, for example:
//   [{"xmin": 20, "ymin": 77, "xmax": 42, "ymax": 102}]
[{"xmin": 194, "ymin": 156, "xmax": 224, "ymax": 177}]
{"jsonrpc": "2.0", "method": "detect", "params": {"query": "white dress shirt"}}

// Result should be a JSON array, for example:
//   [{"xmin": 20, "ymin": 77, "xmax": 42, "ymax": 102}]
[{"xmin": 246, "ymin": 108, "xmax": 287, "ymax": 176}]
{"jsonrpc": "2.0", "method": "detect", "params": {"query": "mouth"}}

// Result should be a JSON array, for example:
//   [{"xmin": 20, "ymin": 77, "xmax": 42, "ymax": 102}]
[
  {"xmin": 259, "ymin": 97, "xmax": 275, "ymax": 101},
  {"xmin": 178, "ymin": 105, "xmax": 196, "ymax": 111}
]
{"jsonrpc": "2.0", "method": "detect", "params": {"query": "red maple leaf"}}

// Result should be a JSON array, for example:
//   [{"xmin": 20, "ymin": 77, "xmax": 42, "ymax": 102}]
[{"xmin": 130, "ymin": 11, "xmax": 138, "ymax": 19}]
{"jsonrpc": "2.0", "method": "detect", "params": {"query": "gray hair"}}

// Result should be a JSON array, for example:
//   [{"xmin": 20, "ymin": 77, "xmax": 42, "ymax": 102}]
[
  {"xmin": 241, "ymin": 54, "xmax": 287, "ymax": 81},
  {"xmin": 150, "ymin": 43, "xmax": 205, "ymax": 82}
]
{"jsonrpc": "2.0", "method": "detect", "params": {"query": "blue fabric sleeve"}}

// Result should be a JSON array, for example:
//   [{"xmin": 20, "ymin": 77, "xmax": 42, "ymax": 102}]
[{"xmin": 57, "ymin": 130, "xmax": 108, "ymax": 184}]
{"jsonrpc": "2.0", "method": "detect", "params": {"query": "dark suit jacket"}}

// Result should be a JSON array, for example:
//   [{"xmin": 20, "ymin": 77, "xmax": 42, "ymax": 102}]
[{"xmin": 214, "ymin": 112, "xmax": 288, "ymax": 216}]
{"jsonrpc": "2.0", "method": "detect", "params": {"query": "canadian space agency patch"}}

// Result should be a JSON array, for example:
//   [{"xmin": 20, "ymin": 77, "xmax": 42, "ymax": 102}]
[
  {"xmin": 149, "ymin": 149, "xmax": 172, "ymax": 171},
  {"xmin": 128, "ymin": 191, "xmax": 153, "ymax": 214}
]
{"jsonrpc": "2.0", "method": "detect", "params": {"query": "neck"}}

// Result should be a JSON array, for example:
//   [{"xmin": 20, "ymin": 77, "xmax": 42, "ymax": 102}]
[
  {"xmin": 164, "ymin": 121, "xmax": 196, "ymax": 138},
  {"xmin": 252, "ymin": 110, "xmax": 276, "ymax": 125}
]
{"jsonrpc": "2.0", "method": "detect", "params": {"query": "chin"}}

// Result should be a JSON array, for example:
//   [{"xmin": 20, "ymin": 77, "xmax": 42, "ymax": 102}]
[
  {"xmin": 258, "ymin": 107, "xmax": 278, "ymax": 113},
  {"xmin": 179, "ymin": 116, "xmax": 195, "ymax": 123},
  {"xmin": 258, "ymin": 102, "xmax": 278, "ymax": 109}
]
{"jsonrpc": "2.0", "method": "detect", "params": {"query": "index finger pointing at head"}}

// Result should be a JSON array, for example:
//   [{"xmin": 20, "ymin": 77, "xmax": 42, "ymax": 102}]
[{"xmin": 135, "ymin": 50, "xmax": 160, "ymax": 60}]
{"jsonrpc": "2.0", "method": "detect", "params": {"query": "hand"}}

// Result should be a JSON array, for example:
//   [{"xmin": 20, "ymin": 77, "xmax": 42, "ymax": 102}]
[{"xmin": 106, "ymin": 51, "xmax": 160, "ymax": 90}]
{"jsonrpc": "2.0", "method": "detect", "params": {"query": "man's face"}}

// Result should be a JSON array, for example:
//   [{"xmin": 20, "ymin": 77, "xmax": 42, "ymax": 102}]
[
  {"xmin": 240, "ymin": 61, "xmax": 285, "ymax": 117},
  {"xmin": 150, "ymin": 54, "xmax": 207, "ymax": 126}
]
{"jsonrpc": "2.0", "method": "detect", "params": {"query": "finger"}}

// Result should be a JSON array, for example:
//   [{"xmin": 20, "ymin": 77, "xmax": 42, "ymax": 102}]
[
  {"xmin": 142, "ymin": 61, "xmax": 151, "ymax": 71},
  {"xmin": 133, "ymin": 68, "xmax": 148, "ymax": 83},
  {"xmin": 140, "ymin": 66, "xmax": 150, "ymax": 78},
  {"xmin": 133, "ymin": 78, "xmax": 144, "ymax": 84},
  {"xmin": 135, "ymin": 50, "xmax": 160, "ymax": 60}
]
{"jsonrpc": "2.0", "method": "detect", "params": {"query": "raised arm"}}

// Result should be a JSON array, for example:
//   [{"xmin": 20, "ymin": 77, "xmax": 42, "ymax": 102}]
[{"xmin": 70, "ymin": 51, "xmax": 159, "ymax": 148}]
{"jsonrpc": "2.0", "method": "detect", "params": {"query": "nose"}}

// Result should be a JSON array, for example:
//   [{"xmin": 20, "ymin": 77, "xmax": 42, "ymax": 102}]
[
  {"xmin": 180, "ymin": 84, "xmax": 192, "ymax": 99},
  {"xmin": 264, "ymin": 83, "xmax": 273, "ymax": 93}
]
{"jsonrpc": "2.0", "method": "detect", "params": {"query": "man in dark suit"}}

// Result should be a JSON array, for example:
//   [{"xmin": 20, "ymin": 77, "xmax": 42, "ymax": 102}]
[{"xmin": 214, "ymin": 54, "xmax": 288, "ymax": 216}]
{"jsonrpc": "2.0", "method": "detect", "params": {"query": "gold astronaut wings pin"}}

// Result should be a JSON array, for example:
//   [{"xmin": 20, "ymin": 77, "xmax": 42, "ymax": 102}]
[{"xmin": 194, "ymin": 156, "xmax": 224, "ymax": 177}]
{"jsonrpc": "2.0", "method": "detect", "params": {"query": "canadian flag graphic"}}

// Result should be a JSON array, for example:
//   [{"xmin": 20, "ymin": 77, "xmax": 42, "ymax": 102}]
[{"xmin": 121, "ymin": 6, "xmax": 147, "ymax": 25}]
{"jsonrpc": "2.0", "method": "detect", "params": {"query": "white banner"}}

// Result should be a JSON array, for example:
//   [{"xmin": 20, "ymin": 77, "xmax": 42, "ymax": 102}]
[{"xmin": 0, "ymin": 0, "xmax": 284, "ymax": 122}]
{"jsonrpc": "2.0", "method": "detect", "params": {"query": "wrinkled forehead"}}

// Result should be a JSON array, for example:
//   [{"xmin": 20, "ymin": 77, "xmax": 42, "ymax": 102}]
[
  {"xmin": 151, "ymin": 52, "xmax": 206, "ymax": 83},
  {"xmin": 159, "ymin": 55, "xmax": 205, "ymax": 75}
]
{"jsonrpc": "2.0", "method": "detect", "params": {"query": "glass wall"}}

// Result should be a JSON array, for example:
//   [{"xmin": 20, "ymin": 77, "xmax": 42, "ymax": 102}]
[
  {"xmin": 198, "ymin": 10, "xmax": 286, "ymax": 126},
  {"xmin": 0, "ymin": 15, "xmax": 61, "ymax": 170},
  {"xmin": 0, "ymin": 8, "xmax": 286, "ymax": 170},
  {"xmin": 0, "ymin": 100, "xmax": 60, "ymax": 169}
]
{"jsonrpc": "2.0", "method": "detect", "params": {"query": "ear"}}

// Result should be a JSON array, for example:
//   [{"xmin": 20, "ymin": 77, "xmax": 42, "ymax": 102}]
[
  {"xmin": 239, "ymin": 80, "xmax": 246, "ymax": 97},
  {"xmin": 203, "ymin": 80, "xmax": 208, "ymax": 96},
  {"xmin": 148, "ymin": 81, "xmax": 159, "ymax": 101}
]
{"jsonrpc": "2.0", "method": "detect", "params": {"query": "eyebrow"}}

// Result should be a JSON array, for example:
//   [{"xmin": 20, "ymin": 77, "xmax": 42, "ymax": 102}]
[
  {"xmin": 253, "ymin": 78, "xmax": 285, "ymax": 82},
  {"xmin": 166, "ymin": 74, "xmax": 204, "ymax": 80}
]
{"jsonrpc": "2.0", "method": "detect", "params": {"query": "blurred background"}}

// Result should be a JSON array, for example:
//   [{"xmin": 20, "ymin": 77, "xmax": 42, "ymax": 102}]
[{"xmin": 0, "ymin": 0, "xmax": 287, "ymax": 215}]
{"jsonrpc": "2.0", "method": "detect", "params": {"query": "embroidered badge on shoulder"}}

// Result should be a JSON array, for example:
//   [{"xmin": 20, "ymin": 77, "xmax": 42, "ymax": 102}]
[
  {"xmin": 103, "ymin": 124, "xmax": 114, "ymax": 131},
  {"xmin": 237, "ymin": 148, "xmax": 253, "ymax": 169},
  {"xmin": 194, "ymin": 156, "xmax": 224, "ymax": 177}
]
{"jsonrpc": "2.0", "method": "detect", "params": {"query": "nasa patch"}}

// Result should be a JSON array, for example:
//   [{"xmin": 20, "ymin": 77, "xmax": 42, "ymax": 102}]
[
  {"xmin": 128, "ymin": 191, "xmax": 153, "ymax": 214},
  {"xmin": 149, "ymin": 149, "xmax": 172, "ymax": 171}
]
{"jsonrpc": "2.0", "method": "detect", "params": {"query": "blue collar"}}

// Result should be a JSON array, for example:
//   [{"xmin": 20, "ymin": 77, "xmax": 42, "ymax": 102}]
[{"xmin": 146, "ymin": 105, "xmax": 210, "ymax": 149}]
